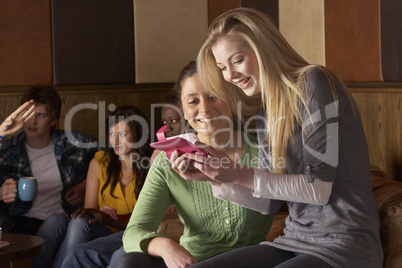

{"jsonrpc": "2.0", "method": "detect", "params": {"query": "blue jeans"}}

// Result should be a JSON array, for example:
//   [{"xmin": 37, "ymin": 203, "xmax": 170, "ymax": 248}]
[
  {"xmin": 32, "ymin": 213, "xmax": 70, "ymax": 268},
  {"xmin": 189, "ymin": 244, "xmax": 334, "ymax": 268},
  {"xmin": 61, "ymin": 231, "xmax": 125, "ymax": 268},
  {"xmin": 53, "ymin": 215, "xmax": 114, "ymax": 267},
  {"xmin": 108, "ymin": 252, "xmax": 166, "ymax": 268}
]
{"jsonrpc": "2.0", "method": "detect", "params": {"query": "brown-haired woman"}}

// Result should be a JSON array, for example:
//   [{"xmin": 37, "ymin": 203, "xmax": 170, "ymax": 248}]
[{"xmin": 53, "ymin": 106, "xmax": 153, "ymax": 267}]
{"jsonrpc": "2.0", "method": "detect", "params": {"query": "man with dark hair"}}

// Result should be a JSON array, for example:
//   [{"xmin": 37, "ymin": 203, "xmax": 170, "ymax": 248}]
[{"xmin": 0, "ymin": 86, "xmax": 97, "ymax": 268}]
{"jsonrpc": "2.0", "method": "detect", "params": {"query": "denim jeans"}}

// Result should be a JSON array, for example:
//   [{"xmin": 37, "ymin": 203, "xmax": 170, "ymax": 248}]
[
  {"xmin": 32, "ymin": 213, "xmax": 70, "ymax": 268},
  {"xmin": 108, "ymin": 252, "xmax": 167, "ymax": 268},
  {"xmin": 61, "ymin": 231, "xmax": 124, "ymax": 268},
  {"xmin": 53, "ymin": 214, "xmax": 114, "ymax": 267},
  {"xmin": 189, "ymin": 244, "xmax": 334, "ymax": 268}
]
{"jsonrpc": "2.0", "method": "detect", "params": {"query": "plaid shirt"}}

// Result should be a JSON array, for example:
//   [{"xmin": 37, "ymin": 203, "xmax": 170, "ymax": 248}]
[{"xmin": 0, "ymin": 130, "xmax": 97, "ymax": 217}]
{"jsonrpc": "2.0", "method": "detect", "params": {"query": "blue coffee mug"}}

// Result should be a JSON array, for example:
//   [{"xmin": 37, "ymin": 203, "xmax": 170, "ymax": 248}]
[{"xmin": 18, "ymin": 177, "xmax": 38, "ymax": 202}]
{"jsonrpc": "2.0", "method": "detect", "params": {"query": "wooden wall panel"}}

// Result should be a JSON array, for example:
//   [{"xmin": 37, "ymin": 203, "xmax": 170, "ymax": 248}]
[
  {"xmin": 59, "ymin": 88, "xmax": 173, "ymax": 142},
  {"xmin": 0, "ymin": 86, "xmax": 173, "ymax": 143},
  {"xmin": 279, "ymin": 0, "xmax": 325, "ymax": 66},
  {"xmin": 1, "ymin": 86, "xmax": 400, "ymax": 181},
  {"xmin": 0, "ymin": 0, "xmax": 52, "ymax": 86},
  {"xmin": 325, "ymin": 0, "xmax": 383, "ymax": 82},
  {"xmin": 350, "ymin": 89, "xmax": 402, "ymax": 181},
  {"xmin": 134, "ymin": 0, "xmax": 208, "ymax": 83}
]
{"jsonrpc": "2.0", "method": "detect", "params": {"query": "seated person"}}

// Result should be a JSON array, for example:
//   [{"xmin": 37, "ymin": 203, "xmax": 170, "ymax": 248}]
[
  {"xmin": 0, "ymin": 86, "xmax": 96, "ymax": 268},
  {"xmin": 0, "ymin": 99, "xmax": 35, "ymax": 231},
  {"xmin": 62, "ymin": 230, "xmax": 125, "ymax": 268},
  {"xmin": 62, "ymin": 62, "xmax": 274, "ymax": 268},
  {"xmin": 53, "ymin": 106, "xmax": 153, "ymax": 267},
  {"xmin": 112, "ymin": 61, "xmax": 274, "ymax": 267}
]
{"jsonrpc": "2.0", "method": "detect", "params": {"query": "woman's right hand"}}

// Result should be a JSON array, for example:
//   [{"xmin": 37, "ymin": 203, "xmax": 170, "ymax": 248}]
[
  {"xmin": 169, "ymin": 150, "xmax": 211, "ymax": 182},
  {"xmin": 148, "ymin": 237, "xmax": 197, "ymax": 268}
]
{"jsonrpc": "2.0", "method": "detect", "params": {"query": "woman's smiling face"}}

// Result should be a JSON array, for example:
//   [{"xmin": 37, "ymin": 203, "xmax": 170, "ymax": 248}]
[
  {"xmin": 181, "ymin": 74, "xmax": 231, "ymax": 138},
  {"xmin": 212, "ymin": 36, "xmax": 261, "ymax": 96}
]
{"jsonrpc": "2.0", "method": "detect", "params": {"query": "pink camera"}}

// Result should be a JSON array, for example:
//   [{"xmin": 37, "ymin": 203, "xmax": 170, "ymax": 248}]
[{"xmin": 150, "ymin": 126, "xmax": 208, "ymax": 158}]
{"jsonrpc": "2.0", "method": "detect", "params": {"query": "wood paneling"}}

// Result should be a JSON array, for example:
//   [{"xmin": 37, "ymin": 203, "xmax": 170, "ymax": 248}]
[
  {"xmin": 0, "ymin": 86, "xmax": 173, "ymax": 143},
  {"xmin": 350, "ymin": 88, "xmax": 402, "ymax": 180},
  {"xmin": 1, "ymin": 85, "xmax": 400, "ymax": 181}
]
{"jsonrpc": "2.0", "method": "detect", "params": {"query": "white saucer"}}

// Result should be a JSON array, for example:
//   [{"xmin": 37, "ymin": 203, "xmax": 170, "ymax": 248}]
[{"xmin": 0, "ymin": 241, "xmax": 10, "ymax": 248}]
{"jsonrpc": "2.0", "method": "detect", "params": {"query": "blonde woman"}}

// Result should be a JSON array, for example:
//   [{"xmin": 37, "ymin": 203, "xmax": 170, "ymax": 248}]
[{"xmin": 171, "ymin": 8, "xmax": 383, "ymax": 268}]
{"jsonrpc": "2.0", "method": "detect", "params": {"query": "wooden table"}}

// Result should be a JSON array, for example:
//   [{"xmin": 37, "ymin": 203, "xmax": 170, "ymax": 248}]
[{"xmin": 0, "ymin": 233, "xmax": 44, "ymax": 268}]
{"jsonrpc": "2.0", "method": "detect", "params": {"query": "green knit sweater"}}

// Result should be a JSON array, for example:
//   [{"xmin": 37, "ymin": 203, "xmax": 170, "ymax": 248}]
[{"xmin": 123, "ymin": 134, "xmax": 273, "ymax": 261}]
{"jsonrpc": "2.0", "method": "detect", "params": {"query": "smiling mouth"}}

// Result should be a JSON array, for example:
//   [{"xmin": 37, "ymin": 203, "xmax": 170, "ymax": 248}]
[
  {"xmin": 197, "ymin": 116, "xmax": 218, "ymax": 124},
  {"xmin": 234, "ymin": 77, "xmax": 250, "ymax": 87}
]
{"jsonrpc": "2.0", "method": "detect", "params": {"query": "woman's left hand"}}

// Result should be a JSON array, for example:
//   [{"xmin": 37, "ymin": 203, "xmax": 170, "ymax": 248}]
[{"xmin": 100, "ymin": 206, "xmax": 118, "ymax": 221}]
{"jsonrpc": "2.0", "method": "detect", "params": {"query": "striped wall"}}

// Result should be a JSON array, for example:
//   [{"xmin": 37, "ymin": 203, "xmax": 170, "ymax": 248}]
[{"xmin": 0, "ymin": 0, "xmax": 400, "ymax": 87}]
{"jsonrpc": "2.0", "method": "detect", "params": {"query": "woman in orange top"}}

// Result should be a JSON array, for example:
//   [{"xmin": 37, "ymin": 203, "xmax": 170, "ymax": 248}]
[{"xmin": 53, "ymin": 106, "xmax": 153, "ymax": 267}]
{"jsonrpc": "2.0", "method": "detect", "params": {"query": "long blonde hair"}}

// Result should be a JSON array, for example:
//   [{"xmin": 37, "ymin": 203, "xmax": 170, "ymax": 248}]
[{"xmin": 197, "ymin": 7, "xmax": 344, "ymax": 173}]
